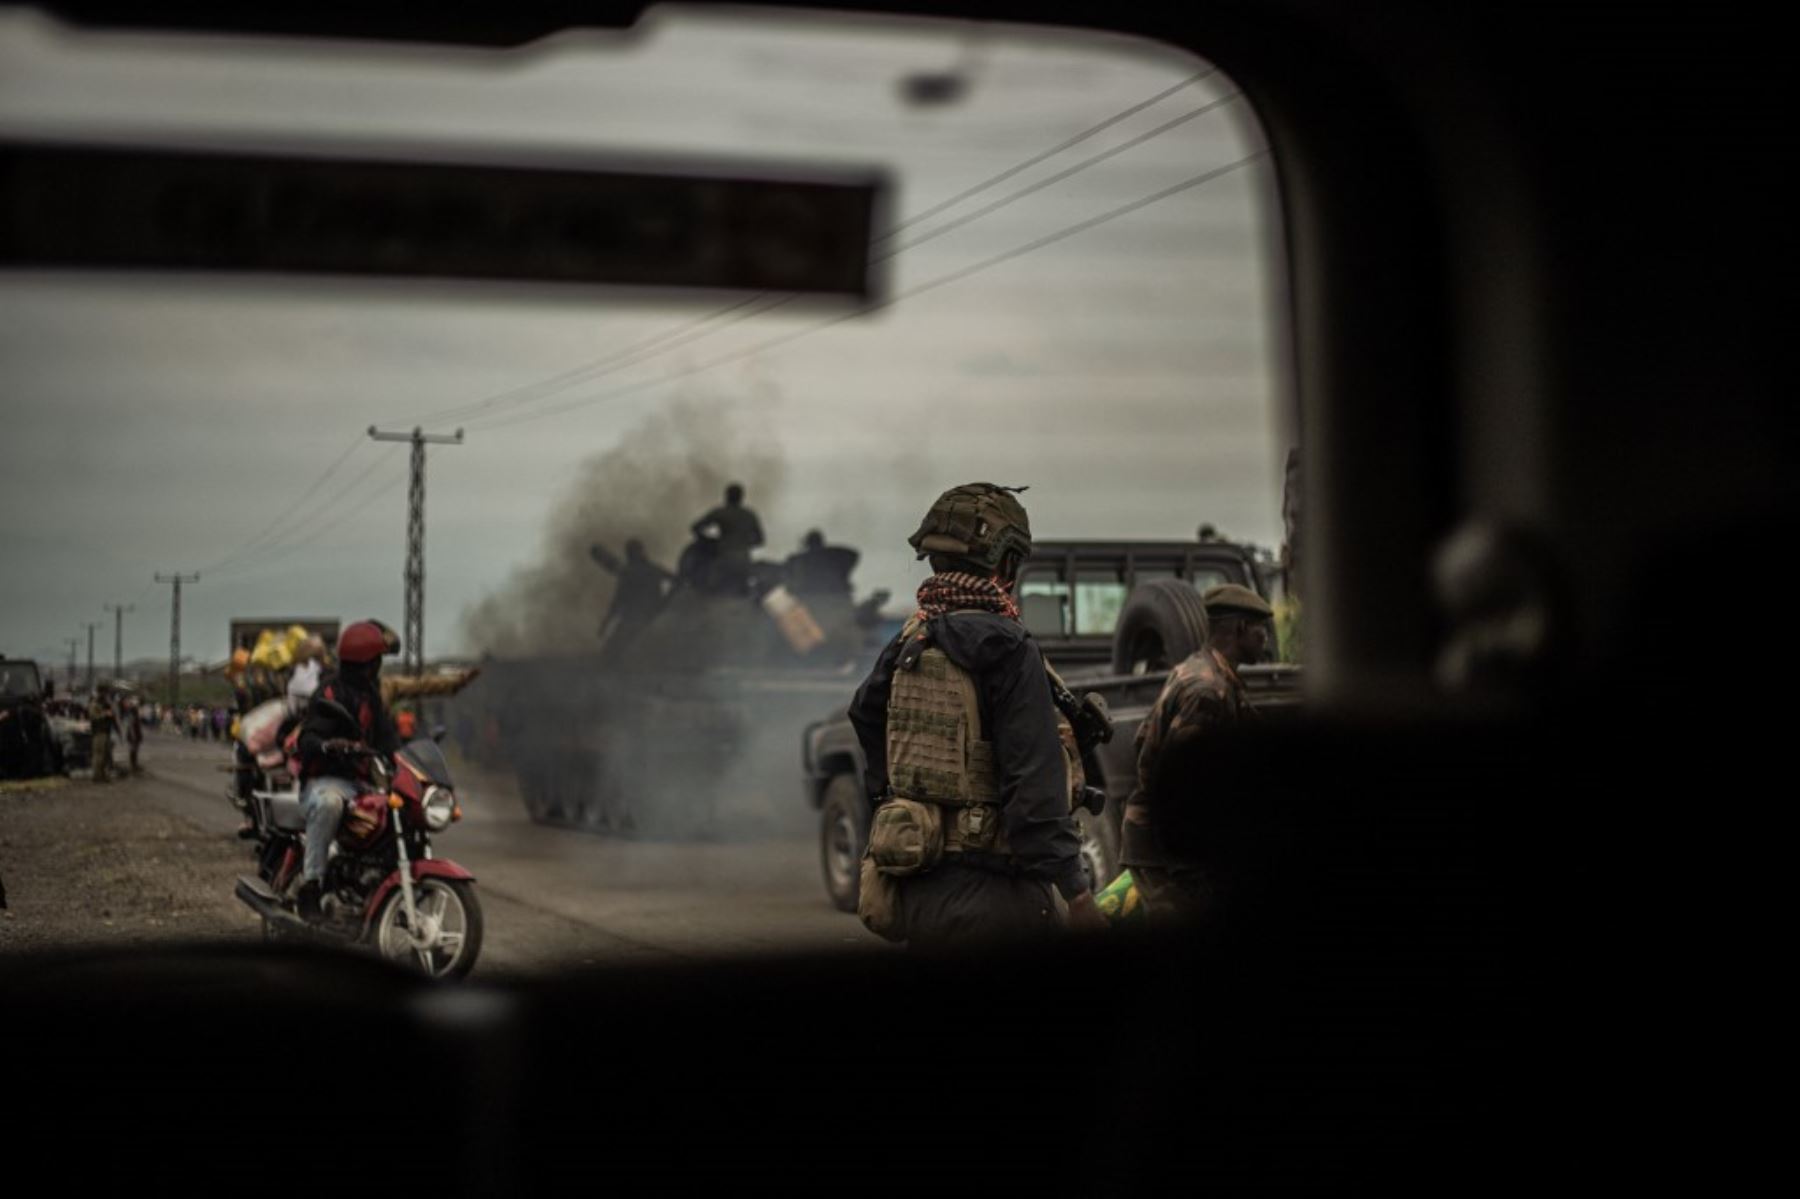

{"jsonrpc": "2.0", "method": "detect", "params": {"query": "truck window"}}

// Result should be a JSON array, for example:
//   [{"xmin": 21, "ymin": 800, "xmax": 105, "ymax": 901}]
[
  {"xmin": 1020, "ymin": 569, "xmax": 1072, "ymax": 637},
  {"xmin": 1073, "ymin": 566, "xmax": 1128, "ymax": 636},
  {"xmin": 1187, "ymin": 565, "xmax": 1234, "ymax": 593}
]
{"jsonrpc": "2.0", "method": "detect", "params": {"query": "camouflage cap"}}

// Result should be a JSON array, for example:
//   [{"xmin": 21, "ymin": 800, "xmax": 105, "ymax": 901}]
[
  {"xmin": 907, "ymin": 483, "xmax": 1032, "ymax": 571},
  {"xmin": 1201, "ymin": 583, "xmax": 1274, "ymax": 619}
]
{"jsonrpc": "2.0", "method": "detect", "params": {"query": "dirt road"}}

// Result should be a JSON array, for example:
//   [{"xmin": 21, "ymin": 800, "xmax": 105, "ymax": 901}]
[{"xmin": 1, "ymin": 733, "xmax": 880, "ymax": 978}]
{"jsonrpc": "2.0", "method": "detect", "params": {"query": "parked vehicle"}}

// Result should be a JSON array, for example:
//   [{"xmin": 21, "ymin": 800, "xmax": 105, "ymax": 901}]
[
  {"xmin": 42, "ymin": 697, "xmax": 95, "ymax": 772},
  {"xmin": 0, "ymin": 659, "xmax": 60, "ymax": 779}
]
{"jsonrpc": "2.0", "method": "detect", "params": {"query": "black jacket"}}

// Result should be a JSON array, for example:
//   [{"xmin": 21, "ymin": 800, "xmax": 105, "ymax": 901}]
[
  {"xmin": 848, "ymin": 611, "xmax": 1087, "ymax": 901},
  {"xmin": 297, "ymin": 666, "xmax": 399, "ymax": 781}
]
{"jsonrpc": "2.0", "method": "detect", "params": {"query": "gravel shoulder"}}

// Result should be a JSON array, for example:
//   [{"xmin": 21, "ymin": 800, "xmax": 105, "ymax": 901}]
[{"xmin": 0, "ymin": 768, "xmax": 262, "ymax": 953}]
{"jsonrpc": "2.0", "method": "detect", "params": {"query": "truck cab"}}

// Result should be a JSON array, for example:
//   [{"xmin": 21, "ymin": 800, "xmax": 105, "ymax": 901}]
[{"xmin": 1017, "ymin": 538, "xmax": 1278, "ymax": 674}]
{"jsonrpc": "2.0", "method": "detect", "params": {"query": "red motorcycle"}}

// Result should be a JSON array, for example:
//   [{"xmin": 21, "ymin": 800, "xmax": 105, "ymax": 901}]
[{"xmin": 235, "ymin": 709, "xmax": 483, "ymax": 979}]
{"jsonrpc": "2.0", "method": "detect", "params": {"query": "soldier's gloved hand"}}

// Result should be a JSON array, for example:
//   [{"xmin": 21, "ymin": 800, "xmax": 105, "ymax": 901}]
[{"xmin": 1065, "ymin": 890, "xmax": 1109, "ymax": 933}]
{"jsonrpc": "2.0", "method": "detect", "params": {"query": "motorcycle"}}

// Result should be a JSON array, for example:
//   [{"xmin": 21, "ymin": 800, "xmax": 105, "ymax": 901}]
[{"xmin": 234, "ymin": 702, "xmax": 483, "ymax": 979}]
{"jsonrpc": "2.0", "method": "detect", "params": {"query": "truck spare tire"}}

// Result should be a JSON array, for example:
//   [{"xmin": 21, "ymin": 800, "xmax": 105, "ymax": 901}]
[{"xmin": 1111, "ymin": 579, "xmax": 1210, "ymax": 674}]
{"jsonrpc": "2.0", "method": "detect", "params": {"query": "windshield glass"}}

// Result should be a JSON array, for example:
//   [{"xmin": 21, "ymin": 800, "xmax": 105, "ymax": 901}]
[
  {"xmin": 400, "ymin": 737, "xmax": 455, "ymax": 788},
  {"xmin": 1, "ymin": 663, "xmax": 44, "ymax": 699},
  {"xmin": 0, "ymin": 6, "xmax": 1293, "ymax": 976}
]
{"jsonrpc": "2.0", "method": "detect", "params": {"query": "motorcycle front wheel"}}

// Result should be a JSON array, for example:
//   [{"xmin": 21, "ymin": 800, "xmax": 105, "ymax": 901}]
[{"xmin": 373, "ymin": 878, "xmax": 483, "ymax": 980}]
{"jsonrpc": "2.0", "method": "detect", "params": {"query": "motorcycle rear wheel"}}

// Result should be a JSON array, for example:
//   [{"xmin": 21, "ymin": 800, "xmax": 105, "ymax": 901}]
[{"xmin": 373, "ymin": 878, "xmax": 483, "ymax": 980}]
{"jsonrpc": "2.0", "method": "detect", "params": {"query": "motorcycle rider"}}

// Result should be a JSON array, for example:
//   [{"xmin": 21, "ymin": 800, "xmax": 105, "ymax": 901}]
[
  {"xmin": 293, "ymin": 620, "xmax": 401, "ymax": 922},
  {"xmin": 285, "ymin": 634, "xmax": 328, "ymax": 706}
]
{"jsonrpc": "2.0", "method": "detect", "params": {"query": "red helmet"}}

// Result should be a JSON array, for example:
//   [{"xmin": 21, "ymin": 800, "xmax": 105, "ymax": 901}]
[
  {"xmin": 366, "ymin": 619, "xmax": 402, "ymax": 656},
  {"xmin": 337, "ymin": 621, "xmax": 393, "ymax": 664}
]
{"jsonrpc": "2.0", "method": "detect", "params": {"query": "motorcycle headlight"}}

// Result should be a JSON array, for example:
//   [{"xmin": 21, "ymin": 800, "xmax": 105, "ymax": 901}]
[{"xmin": 422, "ymin": 786, "xmax": 455, "ymax": 832}]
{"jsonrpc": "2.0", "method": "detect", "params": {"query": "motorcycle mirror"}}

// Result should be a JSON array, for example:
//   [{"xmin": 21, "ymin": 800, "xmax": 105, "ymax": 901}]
[{"xmin": 431, "ymin": 725, "xmax": 448, "ymax": 743}]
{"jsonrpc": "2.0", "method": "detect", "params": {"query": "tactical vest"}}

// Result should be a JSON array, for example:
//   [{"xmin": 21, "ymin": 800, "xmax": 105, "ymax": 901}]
[{"xmin": 882, "ymin": 616, "xmax": 1084, "ymax": 865}]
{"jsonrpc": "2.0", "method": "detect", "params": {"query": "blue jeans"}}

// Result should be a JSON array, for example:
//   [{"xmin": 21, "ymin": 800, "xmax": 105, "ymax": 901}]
[{"xmin": 299, "ymin": 776, "xmax": 358, "ymax": 884}]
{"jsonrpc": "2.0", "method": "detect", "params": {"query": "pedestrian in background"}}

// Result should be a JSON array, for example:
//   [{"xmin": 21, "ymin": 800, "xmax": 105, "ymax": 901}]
[
  {"xmin": 88, "ymin": 684, "xmax": 117, "ymax": 783},
  {"xmin": 125, "ymin": 697, "xmax": 143, "ymax": 774}
]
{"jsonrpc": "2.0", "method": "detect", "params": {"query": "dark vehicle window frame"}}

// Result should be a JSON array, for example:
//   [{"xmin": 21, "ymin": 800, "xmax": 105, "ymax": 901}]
[{"xmin": 4, "ymin": 7, "xmax": 1778, "ymax": 1195}]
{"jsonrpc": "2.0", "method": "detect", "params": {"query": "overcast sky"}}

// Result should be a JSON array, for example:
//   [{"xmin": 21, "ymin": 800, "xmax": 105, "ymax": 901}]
[{"xmin": 0, "ymin": 5, "xmax": 1290, "ymax": 671}]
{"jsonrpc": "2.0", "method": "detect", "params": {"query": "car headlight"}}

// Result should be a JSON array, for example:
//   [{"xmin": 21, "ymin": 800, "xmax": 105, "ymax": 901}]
[{"xmin": 422, "ymin": 786, "xmax": 455, "ymax": 832}]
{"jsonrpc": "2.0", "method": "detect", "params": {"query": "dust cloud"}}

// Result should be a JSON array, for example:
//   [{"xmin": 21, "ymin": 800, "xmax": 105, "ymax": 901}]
[{"xmin": 447, "ymin": 391, "xmax": 864, "ymax": 847}]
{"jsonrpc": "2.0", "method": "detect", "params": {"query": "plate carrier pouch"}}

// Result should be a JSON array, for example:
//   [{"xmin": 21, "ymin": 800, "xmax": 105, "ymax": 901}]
[
  {"xmin": 872, "ymin": 612, "xmax": 1088, "ymax": 871},
  {"xmin": 869, "ymin": 614, "xmax": 1009, "ymax": 877}
]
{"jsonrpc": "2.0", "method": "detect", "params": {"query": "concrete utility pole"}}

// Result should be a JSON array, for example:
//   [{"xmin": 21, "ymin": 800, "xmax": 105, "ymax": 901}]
[
  {"xmin": 82, "ymin": 621, "xmax": 103, "ymax": 690},
  {"xmin": 103, "ymin": 602, "xmax": 134, "ymax": 679},
  {"xmin": 367, "ymin": 425, "xmax": 464, "ymax": 677},
  {"xmin": 154, "ymin": 572, "xmax": 200, "ymax": 706}
]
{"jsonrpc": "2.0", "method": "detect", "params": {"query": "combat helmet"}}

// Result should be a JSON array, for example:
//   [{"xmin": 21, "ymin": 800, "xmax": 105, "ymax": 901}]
[{"xmin": 908, "ymin": 483, "xmax": 1032, "ymax": 574}]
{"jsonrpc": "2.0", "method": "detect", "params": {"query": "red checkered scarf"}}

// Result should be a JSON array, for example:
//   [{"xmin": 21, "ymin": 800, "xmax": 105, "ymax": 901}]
[{"xmin": 914, "ymin": 571, "xmax": 1020, "ymax": 621}]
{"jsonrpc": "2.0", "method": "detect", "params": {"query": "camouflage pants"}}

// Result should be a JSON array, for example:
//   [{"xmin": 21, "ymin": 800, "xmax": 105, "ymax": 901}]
[
  {"xmin": 91, "ymin": 731, "xmax": 113, "ymax": 782},
  {"xmin": 897, "ymin": 861, "xmax": 1060, "ymax": 951}
]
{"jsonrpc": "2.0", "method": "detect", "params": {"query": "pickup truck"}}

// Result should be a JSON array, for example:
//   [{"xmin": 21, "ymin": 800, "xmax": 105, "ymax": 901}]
[{"xmin": 801, "ymin": 539, "xmax": 1301, "ymax": 910}]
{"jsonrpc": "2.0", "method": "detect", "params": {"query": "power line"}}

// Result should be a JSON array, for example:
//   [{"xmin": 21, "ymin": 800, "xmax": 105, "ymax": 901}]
[
  {"xmin": 453, "ymin": 95, "xmax": 1239, "ymax": 433},
  {"xmin": 380, "ymin": 294, "xmax": 785, "ymax": 429},
  {"xmin": 470, "ymin": 148, "xmax": 1269, "ymax": 433},
  {"xmin": 201, "ymin": 69, "xmax": 1243, "ymax": 564},
  {"xmin": 385, "ymin": 68, "xmax": 1220, "ymax": 431},
  {"xmin": 208, "ymin": 471, "xmax": 407, "ymax": 584},
  {"xmin": 207, "ymin": 446, "xmax": 400, "ymax": 579},
  {"xmin": 873, "ymin": 93, "xmax": 1242, "ymax": 261},
  {"xmin": 200, "ymin": 433, "xmax": 370, "ymax": 574},
  {"xmin": 876, "ymin": 67, "xmax": 1216, "ymax": 240}
]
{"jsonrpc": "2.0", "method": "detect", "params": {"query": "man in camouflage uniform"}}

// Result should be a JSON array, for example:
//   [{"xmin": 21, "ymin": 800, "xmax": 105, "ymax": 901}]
[
  {"xmin": 848, "ymin": 483, "xmax": 1106, "ymax": 948},
  {"xmin": 1122, "ymin": 583, "xmax": 1273, "ymax": 922},
  {"xmin": 88, "ymin": 684, "xmax": 117, "ymax": 783}
]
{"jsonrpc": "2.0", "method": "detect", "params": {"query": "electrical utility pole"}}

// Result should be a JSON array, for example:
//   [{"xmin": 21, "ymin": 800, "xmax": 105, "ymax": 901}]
[
  {"xmin": 83, "ymin": 621, "xmax": 102, "ymax": 691},
  {"xmin": 103, "ymin": 602, "xmax": 134, "ymax": 679},
  {"xmin": 154, "ymin": 572, "xmax": 199, "ymax": 706},
  {"xmin": 367, "ymin": 426, "xmax": 464, "ymax": 677},
  {"xmin": 64, "ymin": 638, "xmax": 79, "ymax": 690}
]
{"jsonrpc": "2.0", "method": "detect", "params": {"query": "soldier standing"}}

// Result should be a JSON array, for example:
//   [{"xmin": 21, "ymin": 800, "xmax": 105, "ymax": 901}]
[
  {"xmin": 88, "ymin": 684, "xmax": 117, "ymax": 783},
  {"xmin": 784, "ymin": 529, "xmax": 859, "ymax": 597},
  {"xmin": 124, "ymin": 696, "xmax": 143, "ymax": 774},
  {"xmin": 1121, "ymin": 583, "xmax": 1273, "ymax": 922},
  {"xmin": 594, "ymin": 538, "xmax": 677, "ymax": 655},
  {"xmin": 690, "ymin": 483, "xmax": 765, "ymax": 594},
  {"xmin": 847, "ymin": 483, "xmax": 1105, "ymax": 948}
]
